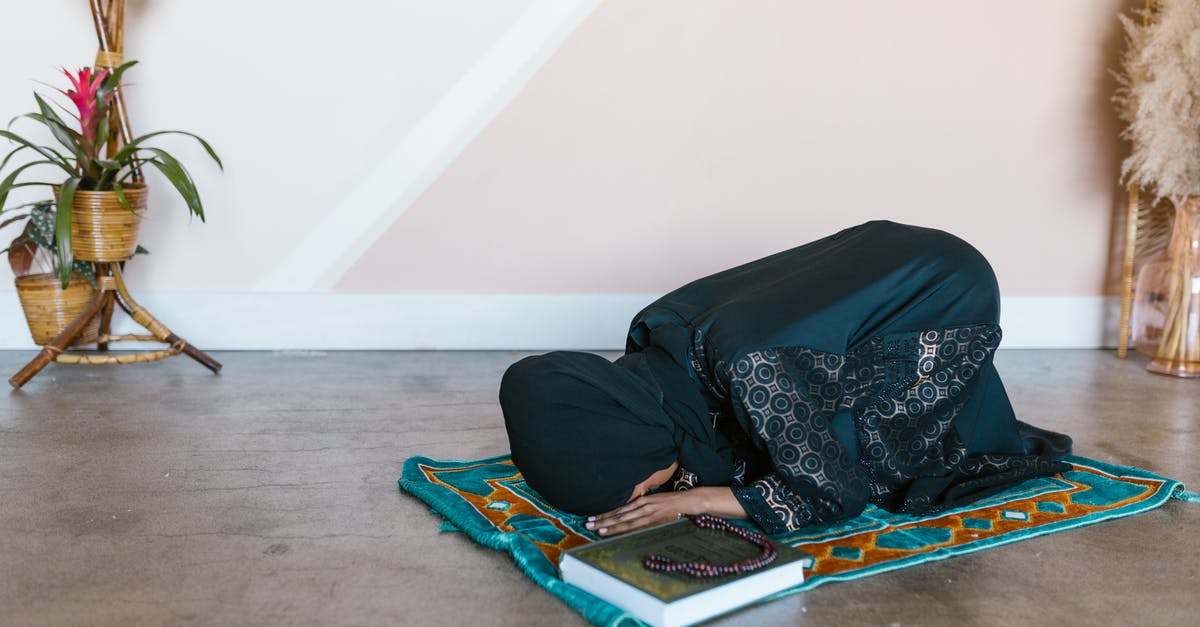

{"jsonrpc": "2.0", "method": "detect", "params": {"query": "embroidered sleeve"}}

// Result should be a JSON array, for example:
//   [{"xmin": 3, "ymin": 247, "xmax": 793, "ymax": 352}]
[
  {"xmin": 732, "ymin": 474, "xmax": 818, "ymax": 534},
  {"xmin": 726, "ymin": 349, "xmax": 871, "ymax": 533}
]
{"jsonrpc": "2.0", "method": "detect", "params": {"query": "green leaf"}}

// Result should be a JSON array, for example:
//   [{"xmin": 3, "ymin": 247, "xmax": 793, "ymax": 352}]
[
  {"xmin": 100, "ymin": 61, "xmax": 138, "ymax": 92},
  {"xmin": 134, "ymin": 244, "xmax": 149, "ymax": 255},
  {"xmin": 32, "ymin": 94, "xmax": 80, "ymax": 135},
  {"xmin": 94, "ymin": 112, "xmax": 109, "ymax": 140},
  {"xmin": 0, "ymin": 130, "xmax": 74, "ymax": 173},
  {"xmin": 0, "ymin": 160, "xmax": 58, "ymax": 210},
  {"xmin": 9, "ymin": 200, "xmax": 53, "ymax": 209},
  {"xmin": 72, "ymin": 260, "xmax": 97, "ymax": 287},
  {"xmin": 0, "ymin": 199, "xmax": 50, "ymax": 217},
  {"xmin": 117, "ymin": 130, "xmax": 223, "ymax": 170},
  {"xmin": 112, "ymin": 182, "xmax": 133, "ymax": 214},
  {"xmin": 140, "ymin": 148, "xmax": 205, "ymax": 220},
  {"xmin": 0, "ymin": 201, "xmax": 48, "ymax": 223},
  {"xmin": 49, "ymin": 98, "xmax": 76, "ymax": 122},
  {"xmin": 95, "ymin": 62, "xmax": 138, "ymax": 117},
  {"xmin": 9, "ymin": 112, "xmax": 69, "ymax": 133},
  {"xmin": 33, "ymin": 93, "xmax": 86, "ymax": 160},
  {"xmin": 96, "ymin": 113, "xmax": 111, "ymax": 149},
  {"xmin": 28, "ymin": 203, "xmax": 54, "ymax": 248},
  {"xmin": 0, "ymin": 212, "xmax": 30, "ymax": 231},
  {"xmin": 54, "ymin": 176, "xmax": 79, "ymax": 287},
  {"xmin": 0, "ymin": 144, "xmax": 30, "ymax": 173}
]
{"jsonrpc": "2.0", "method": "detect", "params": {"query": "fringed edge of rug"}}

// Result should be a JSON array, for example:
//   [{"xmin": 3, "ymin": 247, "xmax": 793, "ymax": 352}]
[{"xmin": 398, "ymin": 455, "xmax": 641, "ymax": 627}]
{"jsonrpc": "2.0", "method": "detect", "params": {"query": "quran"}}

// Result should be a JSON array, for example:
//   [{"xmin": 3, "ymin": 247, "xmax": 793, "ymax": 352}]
[{"xmin": 559, "ymin": 518, "xmax": 811, "ymax": 627}]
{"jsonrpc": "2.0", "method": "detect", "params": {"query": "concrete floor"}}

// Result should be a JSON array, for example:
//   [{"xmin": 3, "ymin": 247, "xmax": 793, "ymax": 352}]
[{"xmin": 0, "ymin": 349, "xmax": 1196, "ymax": 627}]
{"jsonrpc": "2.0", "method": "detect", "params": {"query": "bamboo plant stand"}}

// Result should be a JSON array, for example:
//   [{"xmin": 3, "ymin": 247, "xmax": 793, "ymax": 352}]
[
  {"xmin": 9, "ymin": 263, "xmax": 221, "ymax": 388},
  {"xmin": 6, "ymin": 0, "xmax": 222, "ymax": 389}
]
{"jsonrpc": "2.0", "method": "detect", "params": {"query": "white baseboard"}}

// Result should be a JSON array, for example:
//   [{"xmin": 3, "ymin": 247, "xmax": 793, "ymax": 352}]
[
  {"xmin": 0, "ymin": 292, "xmax": 1120, "ymax": 350},
  {"xmin": 998, "ymin": 296, "xmax": 1120, "ymax": 349}
]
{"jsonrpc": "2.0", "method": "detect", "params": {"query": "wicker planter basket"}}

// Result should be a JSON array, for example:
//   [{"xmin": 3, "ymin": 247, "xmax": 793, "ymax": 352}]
[
  {"xmin": 70, "ymin": 185, "xmax": 148, "ymax": 262},
  {"xmin": 14, "ymin": 273, "xmax": 100, "ymax": 345}
]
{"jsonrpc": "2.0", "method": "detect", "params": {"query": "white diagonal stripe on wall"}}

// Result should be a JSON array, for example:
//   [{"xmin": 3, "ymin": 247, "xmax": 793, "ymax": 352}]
[{"xmin": 256, "ymin": 0, "xmax": 600, "ymax": 292}]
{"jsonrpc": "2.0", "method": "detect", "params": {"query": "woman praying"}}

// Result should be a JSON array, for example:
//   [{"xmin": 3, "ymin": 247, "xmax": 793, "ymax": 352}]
[{"xmin": 499, "ymin": 221, "xmax": 1072, "ymax": 536}]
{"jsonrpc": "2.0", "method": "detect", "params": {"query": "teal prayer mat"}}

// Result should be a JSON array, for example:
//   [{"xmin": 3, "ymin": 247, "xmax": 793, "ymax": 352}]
[{"xmin": 399, "ymin": 455, "xmax": 1191, "ymax": 626}]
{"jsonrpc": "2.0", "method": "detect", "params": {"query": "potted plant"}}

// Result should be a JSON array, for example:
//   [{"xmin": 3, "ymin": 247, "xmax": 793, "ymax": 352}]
[
  {"xmin": 0, "ymin": 61, "xmax": 220, "ymax": 287},
  {"xmin": 1115, "ymin": 0, "xmax": 1200, "ymax": 377},
  {"xmin": 2, "ymin": 200, "xmax": 105, "ymax": 344}
]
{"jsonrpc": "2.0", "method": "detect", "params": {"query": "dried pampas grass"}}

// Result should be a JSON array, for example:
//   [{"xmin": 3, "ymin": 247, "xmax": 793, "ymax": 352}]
[{"xmin": 1115, "ymin": 0, "xmax": 1200, "ymax": 198}]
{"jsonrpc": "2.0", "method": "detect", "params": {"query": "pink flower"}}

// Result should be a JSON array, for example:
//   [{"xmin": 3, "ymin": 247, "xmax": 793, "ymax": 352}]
[{"xmin": 59, "ymin": 67, "xmax": 112, "ymax": 143}]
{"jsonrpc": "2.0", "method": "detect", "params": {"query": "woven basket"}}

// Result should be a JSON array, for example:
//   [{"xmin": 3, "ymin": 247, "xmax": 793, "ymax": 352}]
[
  {"xmin": 70, "ymin": 185, "xmax": 148, "ymax": 262},
  {"xmin": 14, "ymin": 273, "xmax": 100, "ymax": 345}
]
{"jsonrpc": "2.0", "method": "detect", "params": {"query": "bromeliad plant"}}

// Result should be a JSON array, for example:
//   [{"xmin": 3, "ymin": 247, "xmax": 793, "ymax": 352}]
[{"xmin": 0, "ymin": 61, "xmax": 221, "ymax": 285}]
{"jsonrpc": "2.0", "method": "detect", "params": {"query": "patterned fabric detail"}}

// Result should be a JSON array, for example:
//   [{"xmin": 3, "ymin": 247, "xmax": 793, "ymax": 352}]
[
  {"xmin": 725, "ymin": 346, "xmax": 873, "ymax": 531},
  {"xmin": 858, "ymin": 327, "xmax": 999, "ymax": 511},
  {"xmin": 723, "ymin": 324, "xmax": 1063, "ymax": 532},
  {"xmin": 690, "ymin": 328, "xmax": 727, "ymax": 403},
  {"xmin": 670, "ymin": 461, "xmax": 745, "ymax": 492},
  {"xmin": 670, "ymin": 467, "xmax": 700, "ymax": 492},
  {"xmin": 732, "ymin": 458, "xmax": 746, "ymax": 486},
  {"xmin": 733, "ymin": 474, "xmax": 818, "ymax": 534},
  {"xmin": 951, "ymin": 454, "xmax": 1069, "ymax": 501}
]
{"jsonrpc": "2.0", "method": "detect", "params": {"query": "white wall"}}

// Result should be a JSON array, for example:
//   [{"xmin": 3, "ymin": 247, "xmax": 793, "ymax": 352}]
[{"xmin": 0, "ymin": 1, "xmax": 1135, "ymax": 349}]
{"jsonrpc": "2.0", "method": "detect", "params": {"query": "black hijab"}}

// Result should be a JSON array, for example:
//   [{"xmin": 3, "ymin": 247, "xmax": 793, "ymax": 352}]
[{"xmin": 499, "ymin": 349, "xmax": 735, "ymax": 515}]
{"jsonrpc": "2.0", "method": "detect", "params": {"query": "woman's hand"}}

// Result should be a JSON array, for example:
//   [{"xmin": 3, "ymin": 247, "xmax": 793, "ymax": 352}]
[{"xmin": 586, "ymin": 487, "xmax": 746, "ymax": 537}]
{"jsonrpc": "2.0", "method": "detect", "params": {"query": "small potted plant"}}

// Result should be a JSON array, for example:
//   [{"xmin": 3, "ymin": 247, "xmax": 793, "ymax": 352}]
[
  {"xmin": 0, "ymin": 61, "xmax": 220, "ymax": 287},
  {"xmin": 1115, "ymin": 0, "xmax": 1200, "ymax": 377},
  {"xmin": 2, "ymin": 200, "xmax": 107, "ymax": 344}
]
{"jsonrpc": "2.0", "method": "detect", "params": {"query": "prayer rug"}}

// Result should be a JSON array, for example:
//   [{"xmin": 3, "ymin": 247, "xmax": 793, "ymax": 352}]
[{"xmin": 399, "ymin": 455, "xmax": 1192, "ymax": 626}]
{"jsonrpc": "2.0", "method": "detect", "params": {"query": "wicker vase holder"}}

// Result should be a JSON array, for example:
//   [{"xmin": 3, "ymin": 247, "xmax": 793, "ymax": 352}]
[
  {"xmin": 70, "ymin": 185, "xmax": 147, "ymax": 262},
  {"xmin": 14, "ymin": 273, "xmax": 101, "ymax": 345}
]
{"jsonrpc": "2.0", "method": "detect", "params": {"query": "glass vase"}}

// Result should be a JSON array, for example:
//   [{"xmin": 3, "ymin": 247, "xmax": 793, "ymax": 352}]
[{"xmin": 1131, "ymin": 195, "xmax": 1200, "ymax": 377}]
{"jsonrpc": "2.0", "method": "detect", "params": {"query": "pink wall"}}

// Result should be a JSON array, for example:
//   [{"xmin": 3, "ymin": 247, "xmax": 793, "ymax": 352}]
[{"xmin": 336, "ymin": 0, "xmax": 1133, "ymax": 297}]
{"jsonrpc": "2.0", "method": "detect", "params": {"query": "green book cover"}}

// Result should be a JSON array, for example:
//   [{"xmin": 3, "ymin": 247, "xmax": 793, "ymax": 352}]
[{"xmin": 562, "ymin": 519, "xmax": 812, "ymax": 604}]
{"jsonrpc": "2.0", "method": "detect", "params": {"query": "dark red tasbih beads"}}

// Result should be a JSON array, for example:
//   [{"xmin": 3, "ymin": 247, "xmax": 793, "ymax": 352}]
[{"xmin": 642, "ymin": 514, "xmax": 778, "ymax": 578}]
